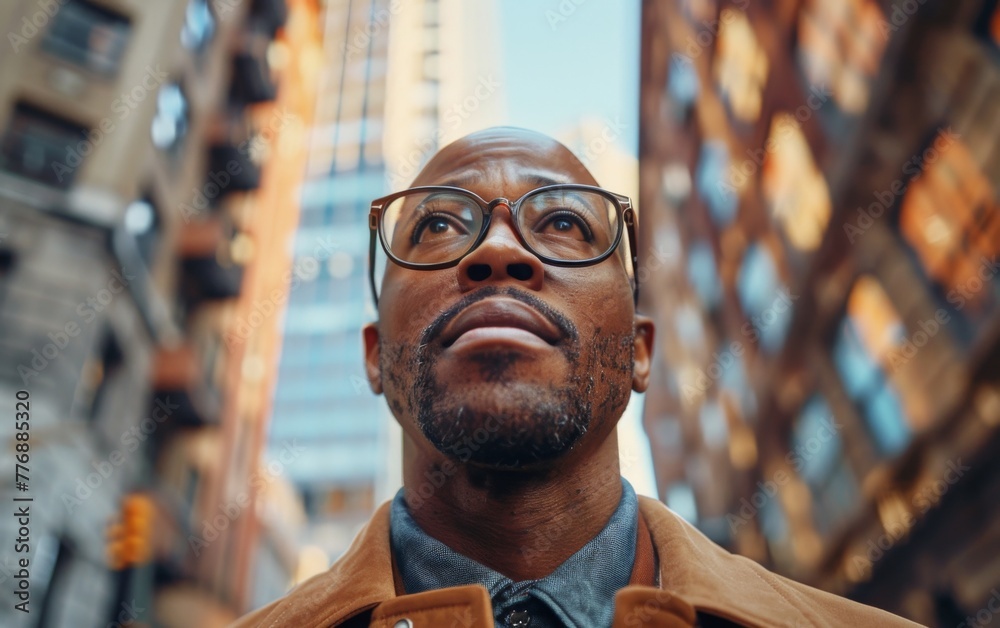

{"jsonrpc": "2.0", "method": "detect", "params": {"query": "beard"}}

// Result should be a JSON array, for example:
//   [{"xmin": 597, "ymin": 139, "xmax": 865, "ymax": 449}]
[{"xmin": 380, "ymin": 286, "xmax": 635, "ymax": 468}]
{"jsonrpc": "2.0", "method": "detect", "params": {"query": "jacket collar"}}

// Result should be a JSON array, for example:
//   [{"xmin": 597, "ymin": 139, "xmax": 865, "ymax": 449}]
[{"xmin": 251, "ymin": 496, "xmax": 896, "ymax": 627}]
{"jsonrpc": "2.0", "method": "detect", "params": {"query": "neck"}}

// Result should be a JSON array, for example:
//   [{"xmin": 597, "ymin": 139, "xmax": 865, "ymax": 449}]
[{"xmin": 400, "ymin": 432, "xmax": 623, "ymax": 581}]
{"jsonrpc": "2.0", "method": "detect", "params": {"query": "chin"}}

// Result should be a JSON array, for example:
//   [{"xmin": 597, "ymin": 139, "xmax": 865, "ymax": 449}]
[{"xmin": 417, "ymin": 395, "xmax": 592, "ymax": 468}]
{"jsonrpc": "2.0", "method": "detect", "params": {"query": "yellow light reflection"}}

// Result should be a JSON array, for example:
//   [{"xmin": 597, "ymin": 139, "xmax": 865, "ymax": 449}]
[
  {"xmin": 762, "ymin": 113, "xmax": 831, "ymax": 250},
  {"xmin": 798, "ymin": 0, "xmax": 888, "ymax": 113},
  {"xmin": 714, "ymin": 9, "xmax": 768, "ymax": 123}
]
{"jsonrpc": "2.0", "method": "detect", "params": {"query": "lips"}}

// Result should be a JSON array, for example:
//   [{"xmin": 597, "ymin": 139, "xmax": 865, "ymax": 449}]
[{"xmin": 440, "ymin": 298, "xmax": 565, "ymax": 347}]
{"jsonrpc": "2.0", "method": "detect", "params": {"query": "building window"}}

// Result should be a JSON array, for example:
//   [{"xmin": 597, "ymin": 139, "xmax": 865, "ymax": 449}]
[
  {"xmin": 719, "ymin": 351, "xmax": 756, "ymax": 422},
  {"xmin": 181, "ymin": 0, "xmax": 216, "ymax": 53},
  {"xmin": 699, "ymin": 398, "xmax": 729, "ymax": 449},
  {"xmin": 666, "ymin": 53, "xmax": 700, "ymax": 120},
  {"xmin": 736, "ymin": 242, "xmax": 792, "ymax": 354},
  {"xmin": 762, "ymin": 113, "xmax": 831, "ymax": 252},
  {"xmin": 792, "ymin": 395, "xmax": 859, "ymax": 537},
  {"xmin": 897, "ymin": 131, "xmax": 999, "ymax": 343},
  {"xmin": 151, "ymin": 83, "xmax": 190, "ymax": 158},
  {"xmin": 0, "ymin": 102, "xmax": 87, "ymax": 189},
  {"xmin": 714, "ymin": 9, "xmax": 768, "ymax": 124},
  {"xmin": 41, "ymin": 0, "xmax": 131, "ymax": 76},
  {"xmin": 832, "ymin": 276, "xmax": 913, "ymax": 456},
  {"xmin": 687, "ymin": 241, "xmax": 721, "ymax": 309},
  {"xmin": 124, "ymin": 196, "xmax": 161, "ymax": 269},
  {"xmin": 797, "ymin": 0, "xmax": 887, "ymax": 113},
  {"xmin": 696, "ymin": 139, "xmax": 737, "ymax": 226}
]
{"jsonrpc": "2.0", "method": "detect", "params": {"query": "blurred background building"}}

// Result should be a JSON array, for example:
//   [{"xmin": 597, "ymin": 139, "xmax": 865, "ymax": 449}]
[
  {"xmin": 0, "ymin": 0, "xmax": 310, "ymax": 625},
  {"xmin": 639, "ymin": 0, "xmax": 1000, "ymax": 625},
  {"xmin": 0, "ymin": 0, "xmax": 997, "ymax": 626}
]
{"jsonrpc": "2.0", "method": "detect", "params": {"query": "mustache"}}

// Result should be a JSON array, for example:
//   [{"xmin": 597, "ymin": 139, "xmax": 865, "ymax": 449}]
[{"xmin": 420, "ymin": 286, "xmax": 579, "ymax": 347}]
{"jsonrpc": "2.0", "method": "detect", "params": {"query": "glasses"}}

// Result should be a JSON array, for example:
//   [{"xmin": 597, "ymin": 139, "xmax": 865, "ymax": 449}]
[{"xmin": 367, "ymin": 184, "xmax": 639, "ymax": 307}]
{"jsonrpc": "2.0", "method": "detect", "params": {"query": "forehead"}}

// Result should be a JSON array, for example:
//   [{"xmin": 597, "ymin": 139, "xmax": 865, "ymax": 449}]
[{"xmin": 411, "ymin": 131, "xmax": 599, "ymax": 194}]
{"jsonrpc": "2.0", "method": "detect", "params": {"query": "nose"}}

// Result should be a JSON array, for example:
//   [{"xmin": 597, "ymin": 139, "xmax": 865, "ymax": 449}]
[{"xmin": 456, "ymin": 204, "xmax": 545, "ymax": 294}]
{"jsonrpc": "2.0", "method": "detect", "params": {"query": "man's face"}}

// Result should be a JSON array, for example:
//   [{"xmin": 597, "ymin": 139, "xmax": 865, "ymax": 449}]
[{"xmin": 364, "ymin": 128, "xmax": 653, "ymax": 469}]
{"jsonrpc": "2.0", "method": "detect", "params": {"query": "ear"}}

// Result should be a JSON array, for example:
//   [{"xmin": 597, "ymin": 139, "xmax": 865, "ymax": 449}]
[
  {"xmin": 632, "ymin": 315, "xmax": 654, "ymax": 393},
  {"xmin": 362, "ymin": 322, "xmax": 383, "ymax": 395}
]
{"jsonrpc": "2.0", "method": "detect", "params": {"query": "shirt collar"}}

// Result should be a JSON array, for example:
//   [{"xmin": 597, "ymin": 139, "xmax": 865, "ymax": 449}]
[{"xmin": 390, "ymin": 478, "xmax": 638, "ymax": 628}]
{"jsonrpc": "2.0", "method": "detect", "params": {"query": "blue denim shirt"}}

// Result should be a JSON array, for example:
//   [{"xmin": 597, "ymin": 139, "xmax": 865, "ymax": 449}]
[{"xmin": 390, "ymin": 479, "xmax": 638, "ymax": 628}]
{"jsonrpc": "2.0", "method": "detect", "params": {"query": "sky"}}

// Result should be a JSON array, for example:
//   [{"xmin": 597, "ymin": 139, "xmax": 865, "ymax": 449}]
[{"xmin": 497, "ymin": 0, "xmax": 641, "ymax": 157}]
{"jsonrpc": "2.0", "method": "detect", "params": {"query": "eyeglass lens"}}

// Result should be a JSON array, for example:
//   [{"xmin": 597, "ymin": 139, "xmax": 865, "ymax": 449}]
[{"xmin": 380, "ymin": 188, "xmax": 621, "ymax": 265}]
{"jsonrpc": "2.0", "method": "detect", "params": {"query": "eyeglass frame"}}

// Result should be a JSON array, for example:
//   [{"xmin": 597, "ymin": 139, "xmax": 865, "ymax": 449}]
[{"xmin": 367, "ymin": 183, "xmax": 640, "ymax": 308}]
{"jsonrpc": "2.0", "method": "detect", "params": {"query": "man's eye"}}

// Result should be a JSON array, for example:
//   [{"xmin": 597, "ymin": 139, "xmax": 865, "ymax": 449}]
[
  {"xmin": 428, "ymin": 218, "xmax": 450, "ymax": 234},
  {"xmin": 412, "ymin": 213, "xmax": 467, "ymax": 243},
  {"xmin": 538, "ymin": 211, "xmax": 592, "ymax": 241}
]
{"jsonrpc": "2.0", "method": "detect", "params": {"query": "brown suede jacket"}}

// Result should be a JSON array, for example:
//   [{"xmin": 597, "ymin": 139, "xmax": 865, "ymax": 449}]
[{"xmin": 231, "ymin": 496, "xmax": 923, "ymax": 627}]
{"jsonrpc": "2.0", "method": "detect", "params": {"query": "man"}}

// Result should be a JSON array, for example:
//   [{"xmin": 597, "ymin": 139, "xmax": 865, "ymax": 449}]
[{"xmin": 234, "ymin": 128, "xmax": 919, "ymax": 627}]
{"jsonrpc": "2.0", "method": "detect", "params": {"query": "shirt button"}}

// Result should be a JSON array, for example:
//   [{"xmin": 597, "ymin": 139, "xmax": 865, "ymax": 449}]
[{"xmin": 507, "ymin": 609, "xmax": 531, "ymax": 627}]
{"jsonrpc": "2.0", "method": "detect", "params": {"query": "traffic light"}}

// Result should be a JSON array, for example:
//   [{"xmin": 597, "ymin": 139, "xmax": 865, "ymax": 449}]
[{"xmin": 107, "ymin": 493, "xmax": 154, "ymax": 569}]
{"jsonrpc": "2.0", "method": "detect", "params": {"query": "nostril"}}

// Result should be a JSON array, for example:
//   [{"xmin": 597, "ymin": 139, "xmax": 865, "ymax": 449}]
[
  {"xmin": 467, "ymin": 264, "xmax": 492, "ymax": 281},
  {"xmin": 507, "ymin": 263, "xmax": 533, "ymax": 281}
]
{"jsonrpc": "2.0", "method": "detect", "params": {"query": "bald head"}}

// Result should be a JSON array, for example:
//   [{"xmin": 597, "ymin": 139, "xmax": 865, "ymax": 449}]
[{"xmin": 411, "ymin": 127, "xmax": 600, "ymax": 190}]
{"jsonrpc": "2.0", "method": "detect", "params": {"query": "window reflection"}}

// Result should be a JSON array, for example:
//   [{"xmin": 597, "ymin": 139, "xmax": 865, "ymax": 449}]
[
  {"xmin": 181, "ymin": 0, "xmax": 216, "ymax": 53},
  {"xmin": 833, "ymin": 276, "xmax": 915, "ymax": 455},
  {"xmin": 687, "ymin": 241, "xmax": 721, "ymax": 309},
  {"xmin": 791, "ymin": 396, "xmax": 858, "ymax": 537},
  {"xmin": 41, "ymin": 0, "xmax": 131, "ymax": 76},
  {"xmin": 898, "ymin": 131, "xmax": 1000, "ymax": 340},
  {"xmin": 667, "ymin": 54, "xmax": 700, "ymax": 116},
  {"xmin": 797, "ymin": 0, "xmax": 887, "ymax": 113},
  {"xmin": 736, "ymin": 243, "xmax": 792, "ymax": 353},
  {"xmin": 720, "ymin": 351, "xmax": 756, "ymax": 422},
  {"xmin": 151, "ymin": 83, "xmax": 189, "ymax": 156},
  {"xmin": 0, "ymin": 102, "xmax": 88, "ymax": 189},
  {"xmin": 714, "ymin": 9, "xmax": 767, "ymax": 123},
  {"xmin": 697, "ymin": 139, "xmax": 737, "ymax": 226},
  {"xmin": 124, "ymin": 197, "xmax": 161, "ymax": 269},
  {"xmin": 762, "ymin": 113, "xmax": 831, "ymax": 251}
]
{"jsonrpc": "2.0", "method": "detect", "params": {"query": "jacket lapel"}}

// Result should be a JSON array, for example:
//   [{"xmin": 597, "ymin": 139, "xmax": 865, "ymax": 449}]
[{"xmin": 256, "ymin": 501, "xmax": 397, "ymax": 627}]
